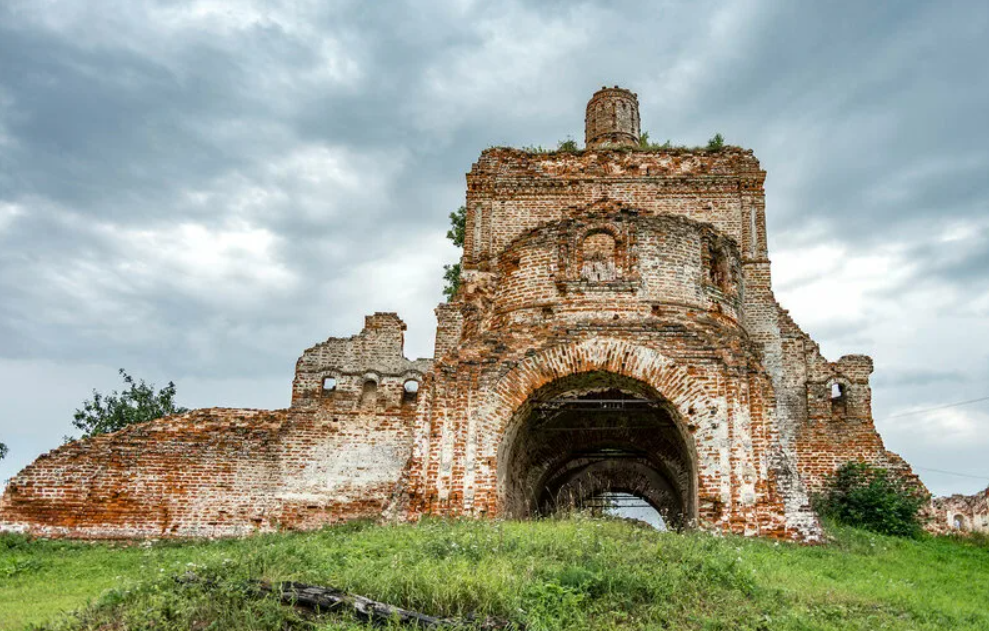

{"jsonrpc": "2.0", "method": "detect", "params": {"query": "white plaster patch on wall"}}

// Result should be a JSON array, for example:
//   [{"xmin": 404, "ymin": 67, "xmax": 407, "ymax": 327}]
[{"xmin": 286, "ymin": 438, "xmax": 408, "ymax": 502}]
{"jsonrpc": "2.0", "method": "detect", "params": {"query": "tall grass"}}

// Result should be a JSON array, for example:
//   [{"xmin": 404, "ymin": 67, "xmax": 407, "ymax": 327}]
[{"xmin": 2, "ymin": 517, "xmax": 988, "ymax": 630}]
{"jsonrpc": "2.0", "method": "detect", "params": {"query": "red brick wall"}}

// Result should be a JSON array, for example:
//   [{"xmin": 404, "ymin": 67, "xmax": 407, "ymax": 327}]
[{"xmin": 0, "ymin": 400, "xmax": 419, "ymax": 538}]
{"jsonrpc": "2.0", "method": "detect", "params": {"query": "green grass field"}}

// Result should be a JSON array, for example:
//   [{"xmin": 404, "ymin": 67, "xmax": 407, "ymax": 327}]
[{"xmin": 2, "ymin": 518, "xmax": 987, "ymax": 630}]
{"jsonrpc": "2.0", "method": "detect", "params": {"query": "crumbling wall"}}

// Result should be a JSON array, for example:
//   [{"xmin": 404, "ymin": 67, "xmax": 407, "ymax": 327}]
[
  {"xmin": 0, "ymin": 405, "xmax": 416, "ymax": 539},
  {"xmin": 774, "ymin": 308, "xmax": 920, "ymax": 494},
  {"xmin": 932, "ymin": 487, "xmax": 989, "ymax": 534},
  {"xmin": 292, "ymin": 312, "xmax": 432, "ymax": 409},
  {"xmin": 1, "ymin": 313, "xmax": 430, "ymax": 539}
]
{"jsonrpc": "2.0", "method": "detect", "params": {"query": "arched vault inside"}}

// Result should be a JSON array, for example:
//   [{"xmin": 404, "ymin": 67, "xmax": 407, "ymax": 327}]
[{"xmin": 498, "ymin": 371, "xmax": 697, "ymax": 528}]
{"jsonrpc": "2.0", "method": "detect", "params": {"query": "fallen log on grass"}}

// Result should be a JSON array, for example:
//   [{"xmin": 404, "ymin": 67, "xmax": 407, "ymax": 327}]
[
  {"xmin": 179, "ymin": 572, "xmax": 519, "ymax": 629},
  {"xmin": 253, "ymin": 579, "xmax": 451, "ymax": 626}
]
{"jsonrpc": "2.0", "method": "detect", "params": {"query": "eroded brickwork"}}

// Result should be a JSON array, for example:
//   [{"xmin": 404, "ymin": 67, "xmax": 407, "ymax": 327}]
[
  {"xmin": 0, "ymin": 86, "xmax": 922, "ymax": 541},
  {"xmin": 932, "ymin": 486, "xmax": 989, "ymax": 534}
]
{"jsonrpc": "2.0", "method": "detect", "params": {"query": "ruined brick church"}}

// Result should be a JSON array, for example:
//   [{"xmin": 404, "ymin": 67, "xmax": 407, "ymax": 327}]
[{"xmin": 0, "ymin": 87, "xmax": 921, "ymax": 541}]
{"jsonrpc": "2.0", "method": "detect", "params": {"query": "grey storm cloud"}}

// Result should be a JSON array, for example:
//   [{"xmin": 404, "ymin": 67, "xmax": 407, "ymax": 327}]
[{"xmin": 1, "ymin": 0, "xmax": 988, "ymax": 496}]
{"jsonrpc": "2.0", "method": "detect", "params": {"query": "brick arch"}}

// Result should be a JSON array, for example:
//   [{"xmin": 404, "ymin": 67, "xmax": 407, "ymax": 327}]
[{"xmin": 474, "ymin": 337, "xmax": 715, "ymax": 521}]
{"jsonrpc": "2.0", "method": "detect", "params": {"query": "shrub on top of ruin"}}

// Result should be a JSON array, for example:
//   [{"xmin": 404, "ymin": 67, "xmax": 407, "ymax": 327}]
[
  {"xmin": 815, "ymin": 462, "xmax": 929, "ymax": 538},
  {"xmin": 0, "ymin": 441, "xmax": 7, "ymax": 460},
  {"xmin": 638, "ymin": 132, "xmax": 672, "ymax": 150},
  {"xmin": 706, "ymin": 133, "xmax": 725, "ymax": 151},
  {"xmin": 521, "ymin": 144, "xmax": 550, "ymax": 154},
  {"xmin": 69, "ymin": 369, "xmax": 188, "ymax": 440},
  {"xmin": 442, "ymin": 205, "xmax": 467, "ymax": 301},
  {"xmin": 556, "ymin": 137, "xmax": 579, "ymax": 153}
]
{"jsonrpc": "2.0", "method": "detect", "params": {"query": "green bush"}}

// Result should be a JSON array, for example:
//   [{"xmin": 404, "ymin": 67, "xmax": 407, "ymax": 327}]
[
  {"xmin": 815, "ymin": 462, "xmax": 928, "ymax": 537},
  {"xmin": 706, "ymin": 133, "xmax": 725, "ymax": 151},
  {"xmin": 556, "ymin": 137, "xmax": 579, "ymax": 152},
  {"xmin": 69, "ymin": 369, "xmax": 188, "ymax": 439}
]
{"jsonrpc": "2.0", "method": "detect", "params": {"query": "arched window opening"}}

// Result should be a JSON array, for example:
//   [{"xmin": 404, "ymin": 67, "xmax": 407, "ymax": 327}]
[
  {"xmin": 953, "ymin": 515, "xmax": 966, "ymax": 531},
  {"xmin": 581, "ymin": 231, "xmax": 617, "ymax": 282},
  {"xmin": 361, "ymin": 378, "xmax": 378, "ymax": 405},
  {"xmin": 322, "ymin": 376, "xmax": 337, "ymax": 395},
  {"xmin": 402, "ymin": 379, "xmax": 420, "ymax": 404}
]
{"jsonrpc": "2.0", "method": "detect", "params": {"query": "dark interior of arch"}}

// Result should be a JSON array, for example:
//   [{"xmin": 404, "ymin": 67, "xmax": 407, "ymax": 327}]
[{"xmin": 501, "ymin": 371, "xmax": 695, "ymax": 529}]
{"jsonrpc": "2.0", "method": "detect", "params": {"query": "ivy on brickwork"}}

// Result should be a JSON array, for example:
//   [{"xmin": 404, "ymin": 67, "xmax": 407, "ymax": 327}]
[
  {"xmin": 69, "ymin": 369, "xmax": 189, "ymax": 440},
  {"xmin": 442, "ymin": 205, "xmax": 467, "ymax": 301}
]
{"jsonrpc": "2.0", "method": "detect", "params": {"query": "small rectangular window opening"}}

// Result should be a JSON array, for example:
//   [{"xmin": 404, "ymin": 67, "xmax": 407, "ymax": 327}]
[{"xmin": 830, "ymin": 382, "xmax": 844, "ymax": 400}]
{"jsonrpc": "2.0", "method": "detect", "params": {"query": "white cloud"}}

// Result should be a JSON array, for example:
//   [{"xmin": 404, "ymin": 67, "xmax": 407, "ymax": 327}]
[
  {"xmin": 179, "ymin": 143, "xmax": 406, "ymax": 226},
  {"xmin": 773, "ymin": 241, "xmax": 917, "ymax": 336},
  {"xmin": 321, "ymin": 231, "xmax": 456, "ymax": 360},
  {"xmin": 414, "ymin": 2, "xmax": 601, "ymax": 132},
  {"xmin": 113, "ymin": 221, "xmax": 297, "ymax": 298},
  {"xmin": 0, "ymin": 203, "xmax": 22, "ymax": 234}
]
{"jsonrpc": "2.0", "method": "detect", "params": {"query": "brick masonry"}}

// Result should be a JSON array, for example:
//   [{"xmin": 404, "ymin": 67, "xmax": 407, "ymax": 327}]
[
  {"xmin": 0, "ymin": 87, "xmax": 924, "ymax": 541},
  {"xmin": 931, "ymin": 486, "xmax": 989, "ymax": 534}
]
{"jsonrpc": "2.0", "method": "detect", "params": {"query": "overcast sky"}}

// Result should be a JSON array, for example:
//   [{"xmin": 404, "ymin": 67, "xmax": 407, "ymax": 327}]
[{"xmin": 1, "ymin": 0, "xmax": 987, "ymax": 497}]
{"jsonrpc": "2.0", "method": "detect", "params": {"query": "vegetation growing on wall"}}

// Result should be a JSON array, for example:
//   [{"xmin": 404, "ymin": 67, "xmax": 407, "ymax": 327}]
[
  {"xmin": 442, "ymin": 205, "xmax": 466, "ymax": 301},
  {"xmin": 815, "ymin": 462, "xmax": 929, "ymax": 538},
  {"xmin": 706, "ymin": 133, "xmax": 725, "ymax": 151},
  {"xmin": 69, "ymin": 369, "xmax": 188, "ymax": 440}
]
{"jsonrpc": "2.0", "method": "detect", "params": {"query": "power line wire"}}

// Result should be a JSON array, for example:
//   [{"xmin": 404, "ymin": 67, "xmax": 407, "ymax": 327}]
[
  {"xmin": 913, "ymin": 466, "xmax": 989, "ymax": 481},
  {"xmin": 885, "ymin": 395, "xmax": 989, "ymax": 419}
]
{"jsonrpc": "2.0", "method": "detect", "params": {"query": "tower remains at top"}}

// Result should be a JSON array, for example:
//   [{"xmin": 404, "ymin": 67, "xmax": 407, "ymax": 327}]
[{"xmin": 584, "ymin": 85, "xmax": 641, "ymax": 148}]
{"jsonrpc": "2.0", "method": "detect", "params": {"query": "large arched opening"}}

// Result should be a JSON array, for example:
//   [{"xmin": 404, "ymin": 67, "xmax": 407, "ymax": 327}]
[{"xmin": 498, "ymin": 371, "xmax": 697, "ymax": 529}]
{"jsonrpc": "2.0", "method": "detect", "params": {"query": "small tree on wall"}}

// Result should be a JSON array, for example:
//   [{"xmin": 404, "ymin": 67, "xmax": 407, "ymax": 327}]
[
  {"xmin": 70, "ymin": 369, "xmax": 189, "ymax": 440},
  {"xmin": 0, "ymin": 441, "xmax": 7, "ymax": 460},
  {"xmin": 442, "ymin": 205, "xmax": 467, "ymax": 301}
]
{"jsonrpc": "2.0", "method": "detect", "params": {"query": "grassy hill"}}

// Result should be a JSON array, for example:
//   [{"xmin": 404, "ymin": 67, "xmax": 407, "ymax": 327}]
[{"xmin": 2, "ymin": 518, "xmax": 988, "ymax": 630}]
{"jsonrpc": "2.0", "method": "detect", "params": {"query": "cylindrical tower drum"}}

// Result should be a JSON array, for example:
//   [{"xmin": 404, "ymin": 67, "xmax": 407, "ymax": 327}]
[{"xmin": 585, "ymin": 86, "xmax": 641, "ymax": 149}]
